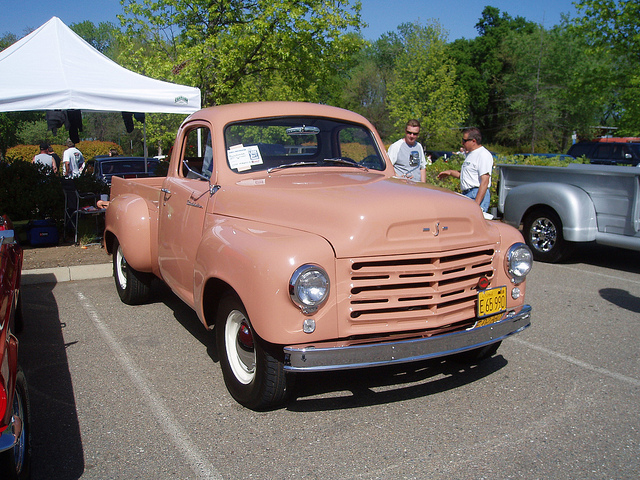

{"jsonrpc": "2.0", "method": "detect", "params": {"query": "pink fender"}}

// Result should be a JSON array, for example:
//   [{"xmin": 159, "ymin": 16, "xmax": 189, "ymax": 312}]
[
  {"xmin": 192, "ymin": 217, "xmax": 339, "ymax": 345},
  {"xmin": 105, "ymin": 194, "xmax": 154, "ymax": 273}
]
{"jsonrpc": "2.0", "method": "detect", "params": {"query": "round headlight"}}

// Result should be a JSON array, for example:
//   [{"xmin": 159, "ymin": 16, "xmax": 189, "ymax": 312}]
[
  {"xmin": 506, "ymin": 243, "xmax": 532, "ymax": 284},
  {"xmin": 289, "ymin": 264, "xmax": 330, "ymax": 313}
]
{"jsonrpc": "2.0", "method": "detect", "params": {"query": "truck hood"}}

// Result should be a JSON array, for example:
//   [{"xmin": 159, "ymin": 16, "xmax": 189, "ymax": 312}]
[{"xmin": 214, "ymin": 171, "xmax": 499, "ymax": 257}]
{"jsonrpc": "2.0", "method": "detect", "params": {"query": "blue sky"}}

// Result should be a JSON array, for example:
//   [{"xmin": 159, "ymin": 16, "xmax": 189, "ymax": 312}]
[{"xmin": 1, "ymin": 0, "xmax": 578, "ymax": 42}]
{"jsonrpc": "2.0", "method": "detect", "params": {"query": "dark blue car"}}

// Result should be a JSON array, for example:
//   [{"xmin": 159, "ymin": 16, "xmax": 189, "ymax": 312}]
[{"xmin": 92, "ymin": 156, "xmax": 163, "ymax": 186}]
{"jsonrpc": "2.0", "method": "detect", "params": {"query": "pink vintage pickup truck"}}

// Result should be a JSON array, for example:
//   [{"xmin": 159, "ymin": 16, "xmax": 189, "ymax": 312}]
[{"xmin": 105, "ymin": 102, "xmax": 532, "ymax": 409}]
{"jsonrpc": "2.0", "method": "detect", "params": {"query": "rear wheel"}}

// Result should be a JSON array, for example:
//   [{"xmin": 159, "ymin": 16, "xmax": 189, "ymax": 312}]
[
  {"xmin": 112, "ymin": 239, "xmax": 153, "ymax": 305},
  {"xmin": 216, "ymin": 293, "xmax": 289, "ymax": 410},
  {"xmin": 522, "ymin": 208, "xmax": 568, "ymax": 263},
  {"xmin": 0, "ymin": 368, "xmax": 31, "ymax": 480}
]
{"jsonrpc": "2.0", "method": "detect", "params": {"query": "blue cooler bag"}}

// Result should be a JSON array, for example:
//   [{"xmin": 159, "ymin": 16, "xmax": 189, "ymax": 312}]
[{"xmin": 28, "ymin": 219, "xmax": 59, "ymax": 246}]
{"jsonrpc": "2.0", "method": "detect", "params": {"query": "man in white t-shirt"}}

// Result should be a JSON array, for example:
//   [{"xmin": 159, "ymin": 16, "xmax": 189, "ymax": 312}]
[
  {"xmin": 387, "ymin": 119, "xmax": 429, "ymax": 182},
  {"xmin": 437, "ymin": 127, "xmax": 493, "ymax": 212},
  {"xmin": 63, "ymin": 139, "xmax": 85, "ymax": 178}
]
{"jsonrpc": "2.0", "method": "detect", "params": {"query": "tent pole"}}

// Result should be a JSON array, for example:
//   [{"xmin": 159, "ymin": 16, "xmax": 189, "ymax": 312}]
[{"xmin": 144, "ymin": 120, "xmax": 148, "ymax": 158}]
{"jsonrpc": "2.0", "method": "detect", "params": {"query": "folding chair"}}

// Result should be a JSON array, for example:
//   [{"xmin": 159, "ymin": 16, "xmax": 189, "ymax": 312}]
[{"xmin": 62, "ymin": 179, "xmax": 104, "ymax": 244}]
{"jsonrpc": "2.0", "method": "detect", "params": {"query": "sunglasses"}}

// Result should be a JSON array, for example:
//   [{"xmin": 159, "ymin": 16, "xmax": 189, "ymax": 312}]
[
  {"xmin": 405, "ymin": 131, "xmax": 419, "ymax": 136},
  {"xmin": 462, "ymin": 138, "xmax": 473, "ymax": 143}
]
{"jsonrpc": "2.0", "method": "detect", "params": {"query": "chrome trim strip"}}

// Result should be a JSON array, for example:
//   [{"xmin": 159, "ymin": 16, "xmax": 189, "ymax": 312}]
[{"xmin": 283, "ymin": 305, "xmax": 531, "ymax": 372}]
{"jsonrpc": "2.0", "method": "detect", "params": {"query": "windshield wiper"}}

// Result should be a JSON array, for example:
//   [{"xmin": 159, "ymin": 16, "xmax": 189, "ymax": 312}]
[
  {"xmin": 267, "ymin": 161, "xmax": 319, "ymax": 173},
  {"xmin": 323, "ymin": 158, "xmax": 369, "ymax": 171}
]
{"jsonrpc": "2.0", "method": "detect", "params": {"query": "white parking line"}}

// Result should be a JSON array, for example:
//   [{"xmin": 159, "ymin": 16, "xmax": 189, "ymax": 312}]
[
  {"xmin": 75, "ymin": 290, "xmax": 223, "ymax": 480},
  {"xmin": 510, "ymin": 337, "xmax": 640, "ymax": 387},
  {"xmin": 552, "ymin": 263, "xmax": 640, "ymax": 285}
]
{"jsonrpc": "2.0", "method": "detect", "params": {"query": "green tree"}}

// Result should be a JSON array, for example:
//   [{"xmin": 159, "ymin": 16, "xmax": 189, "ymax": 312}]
[
  {"xmin": 145, "ymin": 113, "xmax": 185, "ymax": 156},
  {"xmin": 335, "ymin": 34, "xmax": 403, "ymax": 141},
  {"xmin": 387, "ymin": 22, "xmax": 467, "ymax": 149},
  {"xmin": 497, "ymin": 24, "xmax": 612, "ymax": 151},
  {"xmin": 574, "ymin": 0, "xmax": 640, "ymax": 135},
  {"xmin": 0, "ymin": 112, "xmax": 42, "ymax": 159},
  {"xmin": 447, "ymin": 7, "xmax": 536, "ymax": 142},
  {"xmin": 117, "ymin": 0, "xmax": 365, "ymax": 106},
  {"xmin": 574, "ymin": 0, "xmax": 640, "ymax": 55},
  {"xmin": 71, "ymin": 20, "xmax": 121, "ymax": 58},
  {"xmin": 0, "ymin": 32, "xmax": 18, "ymax": 50},
  {"xmin": 16, "ymin": 116, "xmax": 68, "ymax": 146}
]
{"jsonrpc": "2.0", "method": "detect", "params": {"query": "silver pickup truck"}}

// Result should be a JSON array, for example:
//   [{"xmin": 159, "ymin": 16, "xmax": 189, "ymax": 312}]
[{"xmin": 498, "ymin": 163, "xmax": 640, "ymax": 262}]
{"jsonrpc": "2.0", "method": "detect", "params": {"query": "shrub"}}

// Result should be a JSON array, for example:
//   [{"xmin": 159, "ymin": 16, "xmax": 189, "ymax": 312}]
[
  {"xmin": 0, "ymin": 159, "xmax": 108, "ymax": 225},
  {"xmin": 5, "ymin": 144, "xmax": 40, "ymax": 162},
  {"xmin": 0, "ymin": 159, "xmax": 64, "ymax": 222},
  {"xmin": 6, "ymin": 140, "xmax": 122, "ymax": 162},
  {"xmin": 74, "ymin": 140, "xmax": 122, "ymax": 159},
  {"xmin": 425, "ymin": 153, "xmax": 581, "ymax": 209}
]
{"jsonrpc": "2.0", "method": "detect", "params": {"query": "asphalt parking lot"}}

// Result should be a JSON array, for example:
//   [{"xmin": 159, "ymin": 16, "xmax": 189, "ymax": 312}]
[{"xmin": 19, "ymin": 244, "xmax": 640, "ymax": 479}]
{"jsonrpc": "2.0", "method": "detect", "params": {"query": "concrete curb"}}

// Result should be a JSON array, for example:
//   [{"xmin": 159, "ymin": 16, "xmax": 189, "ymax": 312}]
[{"xmin": 22, "ymin": 263, "xmax": 112, "ymax": 285}]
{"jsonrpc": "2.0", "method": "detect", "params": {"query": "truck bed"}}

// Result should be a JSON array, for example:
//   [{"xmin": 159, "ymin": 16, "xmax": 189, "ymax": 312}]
[
  {"xmin": 110, "ymin": 175, "xmax": 165, "ymax": 202},
  {"xmin": 498, "ymin": 163, "xmax": 640, "ymax": 216},
  {"xmin": 498, "ymin": 163, "xmax": 640, "ymax": 250}
]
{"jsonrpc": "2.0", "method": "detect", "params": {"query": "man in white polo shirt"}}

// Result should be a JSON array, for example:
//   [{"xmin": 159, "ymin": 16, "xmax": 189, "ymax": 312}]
[{"xmin": 437, "ymin": 127, "xmax": 493, "ymax": 212}]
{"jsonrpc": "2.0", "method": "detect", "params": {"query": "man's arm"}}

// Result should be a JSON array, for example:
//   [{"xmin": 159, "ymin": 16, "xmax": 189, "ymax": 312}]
[
  {"xmin": 387, "ymin": 141, "xmax": 399, "ymax": 165},
  {"xmin": 475, "ymin": 173, "xmax": 490, "ymax": 206},
  {"xmin": 437, "ymin": 169, "xmax": 460, "ymax": 179}
]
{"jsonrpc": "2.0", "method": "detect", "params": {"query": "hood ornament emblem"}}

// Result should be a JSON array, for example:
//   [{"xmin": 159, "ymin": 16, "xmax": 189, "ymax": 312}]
[{"xmin": 423, "ymin": 222, "xmax": 448, "ymax": 236}]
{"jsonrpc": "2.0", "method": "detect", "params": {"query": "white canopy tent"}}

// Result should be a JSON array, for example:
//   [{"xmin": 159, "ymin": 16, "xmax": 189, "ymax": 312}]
[{"xmin": 0, "ymin": 16, "xmax": 201, "ymax": 114}]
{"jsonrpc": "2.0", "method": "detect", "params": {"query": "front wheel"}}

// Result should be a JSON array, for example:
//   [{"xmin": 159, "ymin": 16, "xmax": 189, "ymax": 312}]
[
  {"xmin": 216, "ymin": 293, "xmax": 289, "ymax": 410},
  {"xmin": 112, "ymin": 239, "xmax": 153, "ymax": 305},
  {"xmin": 522, "ymin": 208, "xmax": 568, "ymax": 263},
  {"xmin": 0, "ymin": 368, "xmax": 31, "ymax": 480}
]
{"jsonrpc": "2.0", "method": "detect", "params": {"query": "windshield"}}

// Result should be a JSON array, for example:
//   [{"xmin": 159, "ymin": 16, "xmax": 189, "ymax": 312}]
[{"xmin": 224, "ymin": 116, "xmax": 386, "ymax": 173}]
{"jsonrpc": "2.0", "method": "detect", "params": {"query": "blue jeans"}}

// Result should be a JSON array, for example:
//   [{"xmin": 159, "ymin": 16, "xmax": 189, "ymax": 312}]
[{"xmin": 463, "ymin": 187, "xmax": 490, "ymax": 212}]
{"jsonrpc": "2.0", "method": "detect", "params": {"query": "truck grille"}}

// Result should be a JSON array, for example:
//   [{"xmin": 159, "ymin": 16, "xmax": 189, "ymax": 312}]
[{"xmin": 340, "ymin": 247, "xmax": 496, "ymax": 335}]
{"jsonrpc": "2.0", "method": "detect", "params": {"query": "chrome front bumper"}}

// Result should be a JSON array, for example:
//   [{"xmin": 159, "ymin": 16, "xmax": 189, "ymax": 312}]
[{"xmin": 283, "ymin": 305, "xmax": 531, "ymax": 372}]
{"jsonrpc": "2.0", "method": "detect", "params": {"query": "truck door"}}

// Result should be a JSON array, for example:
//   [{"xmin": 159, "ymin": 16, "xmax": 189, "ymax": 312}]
[{"xmin": 158, "ymin": 123, "xmax": 214, "ymax": 305}]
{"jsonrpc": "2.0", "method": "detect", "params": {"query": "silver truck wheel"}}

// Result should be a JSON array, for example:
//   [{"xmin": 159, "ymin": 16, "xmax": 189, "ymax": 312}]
[
  {"xmin": 216, "ymin": 294, "xmax": 289, "ymax": 410},
  {"xmin": 112, "ymin": 239, "xmax": 152, "ymax": 305},
  {"xmin": 0, "ymin": 369, "xmax": 31, "ymax": 480},
  {"xmin": 523, "ymin": 208, "xmax": 568, "ymax": 263}
]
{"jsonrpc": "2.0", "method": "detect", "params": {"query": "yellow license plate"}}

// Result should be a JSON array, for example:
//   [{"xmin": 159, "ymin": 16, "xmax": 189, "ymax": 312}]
[
  {"xmin": 477, "ymin": 286, "xmax": 507, "ymax": 318},
  {"xmin": 475, "ymin": 313, "xmax": 503, "ymax": 328}
]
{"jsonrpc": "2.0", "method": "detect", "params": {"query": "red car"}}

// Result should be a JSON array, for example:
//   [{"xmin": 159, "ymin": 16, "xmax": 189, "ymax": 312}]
[{"xmin": 0, "ymin": 215, "xmax": 30, "ymax": 479}]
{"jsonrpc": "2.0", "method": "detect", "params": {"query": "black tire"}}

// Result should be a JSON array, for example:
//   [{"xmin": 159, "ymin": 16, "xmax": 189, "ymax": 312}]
[
  {"xmin": 216, "ymin": 293, "xmax": 289, "ymax": 410},
  {"xmin": 112, "ymin": 239, "xmax": 153, "ymax": 305},
  {"xmin": 522, "ymin": 208, "xmax": 568, "ymax": 263},
  {"xmin": 0, "ymin": 368, "xmax": 31, "ymax": 480},
  {"xmin": 454, "ymin": 341, "xmax": 502, "ymax": 364}
]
